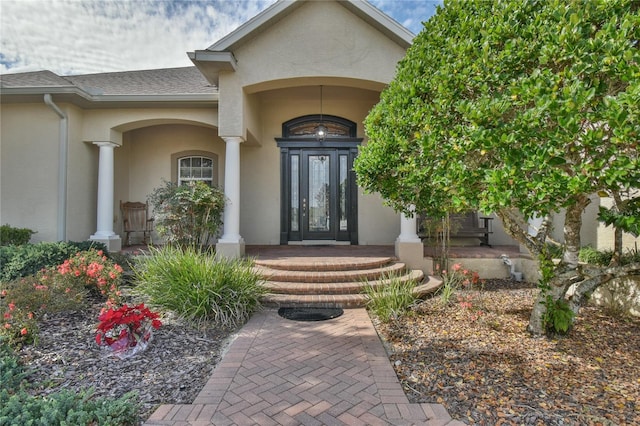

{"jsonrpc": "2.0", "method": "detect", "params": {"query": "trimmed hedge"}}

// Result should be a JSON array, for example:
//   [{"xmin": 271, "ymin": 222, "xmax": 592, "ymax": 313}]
[{"xmin": 0, "ymin": 225, "xmax": 36, "ymax": 246}]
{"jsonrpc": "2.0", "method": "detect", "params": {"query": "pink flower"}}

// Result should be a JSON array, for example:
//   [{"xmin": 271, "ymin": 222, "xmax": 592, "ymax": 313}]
[
  {"xmin": 8, "ymin": 303, "xmax": 15, "ymax": 311},
  {"xmin": 20, "ymin": 328, "xmax": 28, "ymax": 336},
  {"xmin": 4, "ymin": 323, "xmax": 11, "ymax": 329},
  {"xmin": 452, "ymin": 263, "xmax": 462, "ymax": 271}
]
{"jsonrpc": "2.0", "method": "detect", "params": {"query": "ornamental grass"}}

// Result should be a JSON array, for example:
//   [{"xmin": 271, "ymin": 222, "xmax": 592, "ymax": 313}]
[{"xmin": 132, "ymin": 245, "xmax": 263, "ymax": 328}]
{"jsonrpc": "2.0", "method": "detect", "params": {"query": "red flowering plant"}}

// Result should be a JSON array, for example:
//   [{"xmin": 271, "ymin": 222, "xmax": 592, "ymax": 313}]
[
  {"xmin": 435, "ymin": 262, "xmax": 482, "ymax": 305},
  {"xmin": 56, "ymin": 249, "xmax": 123, "ymax": 307},
  {"xmin": 95, "ymin": 303, "xmax": 162, "ymax": 359}
]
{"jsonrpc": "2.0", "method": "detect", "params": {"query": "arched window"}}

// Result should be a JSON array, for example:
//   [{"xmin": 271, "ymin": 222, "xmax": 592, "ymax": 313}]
[{"xmin": 171, "ymin": 151, "xmax": 218, "ymax": 187}]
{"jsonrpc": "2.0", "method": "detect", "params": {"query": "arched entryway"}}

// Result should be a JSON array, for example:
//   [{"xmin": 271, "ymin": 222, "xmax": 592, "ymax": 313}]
[{"xmin": 276, "ymin": 115, "xmax": 362, "ymax": 244}]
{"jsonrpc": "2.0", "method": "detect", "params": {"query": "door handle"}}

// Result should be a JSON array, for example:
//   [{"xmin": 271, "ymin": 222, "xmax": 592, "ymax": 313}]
[{"xmin": 302, "ymin": 198, "xmax": 307, "ymax": 217}]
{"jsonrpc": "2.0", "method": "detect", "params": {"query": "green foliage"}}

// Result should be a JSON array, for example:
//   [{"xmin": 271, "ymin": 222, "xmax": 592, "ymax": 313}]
[
  {"xmin": 1, "ymin": 342, "xmax": 140, "ymax": 425},
  {"xmin": 132, "ymin": 246, "xmax": 263, "ymax": 327},
  {"xmin": 436, "ymin": 263, "xmax": 481, "ymax": 305},
  {"xmin": 0, "ymin": 340, "xmax": 28, "ymax": 394},
  {"xmin": 598, "ymin": 196, "xmax": 640, "ymax": 237},
  {"xmin": 578, "ymin": 245, "xmax": 640, "ymax": 266},
  {"xmin": 148, "ymin": 180, "xmax": 226, "ymax": 250},
  {"xmin": 355, "ymin": 0, "xmax": 640, "ymax": 223},
  {"xmin": 0, "ymin": 241, "xmax": 108, "ymax": 283},
  {"xmin": 579, "ymin": 246, "xmax": 614, "ymax": 266},
  {"xmin": 0, "ymin": 225, "xmax": 36, "ymax": 246},
  {"xmin": 542, "ymin": 296, "xmax": 575, "ymax": 335},
  {"xmin": 364, "ymin": 274, "xmax": 417, "ymax": 323}
]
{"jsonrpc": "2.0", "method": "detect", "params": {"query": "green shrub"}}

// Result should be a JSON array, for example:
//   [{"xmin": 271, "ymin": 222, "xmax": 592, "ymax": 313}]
[
  {"xmin": 0, "ymin": 241, "xmax": 108, "ymax": 283},
  {"xmin": 133, "ymin": 246, "xmax": 263, "ymax": 327},
  {"xmin": 542, "ymin": 296, "xmax": 575, "ymax": 335},
  {"xmin": 0, "ymin": 340, "xmax": 28, "ymax": 394},
  {"xmin": 364, "ymin": 274, "xmax": 417, "ymax": 323},
  {"xmin": 148, "ymin": 180, "xmax": 226, "ymax": 250},
  {"xmin": 579, "ymin": 246, "xmax": 614, "ymax": 266},
  {"xmin": 0, "ymin": 342, "xmax": 139, "ymax": 425},
  {"xmin": 0, "ymin": 225, "xmax": 36, "ymax": 246}
]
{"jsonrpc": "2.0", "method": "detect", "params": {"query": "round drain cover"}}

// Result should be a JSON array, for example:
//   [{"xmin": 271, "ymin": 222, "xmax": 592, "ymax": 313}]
[{"xmin": 278, "ymin": 307, "xmax": 344, "ymax": 321}]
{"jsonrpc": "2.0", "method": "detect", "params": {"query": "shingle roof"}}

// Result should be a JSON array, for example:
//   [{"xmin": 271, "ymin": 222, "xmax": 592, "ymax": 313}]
[
  {"xmin": 0, "ymin": 67, "xmax": 216, "ymax": 96},
  {"xmin": 0, "ymin": 70, "xmax": 75, "ymax": 88},
  {"xmin": 65, "ymin": 67, "xmax": 216, "ymax": 95}
]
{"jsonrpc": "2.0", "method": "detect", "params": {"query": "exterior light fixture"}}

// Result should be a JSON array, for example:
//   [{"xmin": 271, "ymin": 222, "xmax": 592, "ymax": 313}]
[{"xmin": 316, "ymin": 85, "xmax": 326, "ymax": 141}]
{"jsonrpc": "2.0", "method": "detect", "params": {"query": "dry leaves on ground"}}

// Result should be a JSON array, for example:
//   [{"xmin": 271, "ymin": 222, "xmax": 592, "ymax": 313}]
[{"xmin": 375, "ymin": 279, "xmax": 640, "ymax": 426}]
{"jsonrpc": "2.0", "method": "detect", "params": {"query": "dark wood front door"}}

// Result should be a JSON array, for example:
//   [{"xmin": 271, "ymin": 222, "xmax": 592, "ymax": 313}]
[
  {"xmin": 277, "ymin": 114, "xmax": 362, "ymax": 244},
  {"xmin": 279, "ymin": 147, "xmax": 358, "ymax": 243}
]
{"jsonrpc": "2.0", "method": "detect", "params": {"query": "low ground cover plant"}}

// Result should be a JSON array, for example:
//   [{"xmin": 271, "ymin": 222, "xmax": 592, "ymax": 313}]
[
  {"xmin": 0, "ymin": 341, "xmax": 140, "ymax": 425},
  {"xmin": 133, "ymin": 245, "xmax": 263, "ymax": 327}
]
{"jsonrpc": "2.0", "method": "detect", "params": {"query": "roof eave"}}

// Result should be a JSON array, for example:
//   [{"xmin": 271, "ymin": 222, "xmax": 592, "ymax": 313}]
[
  {"xmin": 206, "ymin": 0, "xmax": 300, "ymax": 52},
  {"xmin": 341, "ymin": 0, "xmax": 414, "ymax": 48},
  {"xmin": 0, "ymin": 87, "xmax": 218, "ymax": 108},
  {"xmin": 188, "ymin": 51, "xmax": 237, "ymax": 86}
]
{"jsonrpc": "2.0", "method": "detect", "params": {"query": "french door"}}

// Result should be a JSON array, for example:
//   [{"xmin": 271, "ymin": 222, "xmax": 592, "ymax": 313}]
[{"xmin": 280, "ymin": 147, "xmax": 358, "ymax": 243}]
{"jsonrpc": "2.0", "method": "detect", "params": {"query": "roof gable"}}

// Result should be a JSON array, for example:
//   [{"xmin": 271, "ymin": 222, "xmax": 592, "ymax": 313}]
[{"xmin": 207, "ymin": 0, "xmax": 413, "ymax": 52}]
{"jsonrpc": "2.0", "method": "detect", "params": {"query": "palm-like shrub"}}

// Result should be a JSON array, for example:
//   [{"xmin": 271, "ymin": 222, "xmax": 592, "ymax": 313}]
[{"xmin": 132, "ymin": 246, "xmax": 263, "ymax": 327}]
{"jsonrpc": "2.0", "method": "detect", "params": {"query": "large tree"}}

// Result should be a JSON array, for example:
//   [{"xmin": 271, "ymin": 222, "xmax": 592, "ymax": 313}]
[{"xmin": 355, "ymin": 0, "xmax": 640, "ymax": 335}]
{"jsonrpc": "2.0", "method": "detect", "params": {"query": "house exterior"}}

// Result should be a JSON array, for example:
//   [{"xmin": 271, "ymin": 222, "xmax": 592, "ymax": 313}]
[{"xmin": 0, "ymin": 0, "xmax": 631, "ymax": 271}]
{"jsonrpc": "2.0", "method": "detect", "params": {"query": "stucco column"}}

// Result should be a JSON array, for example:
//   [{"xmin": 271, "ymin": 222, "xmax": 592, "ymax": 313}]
[
  {"xmin": 90, "ymin": 142, "xmax": 121, "ymax": 252},
  {"xmin": 216, "ymin": 136, "xmax": 245, "ymax": 259},
  {"xmin": 395, "ymin": 206, "xmax": 426, "ymax": 272}
]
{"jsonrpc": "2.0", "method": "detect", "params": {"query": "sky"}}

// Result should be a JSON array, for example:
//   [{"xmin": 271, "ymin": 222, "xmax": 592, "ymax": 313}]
[{"xmin": 0, "ymin": 0, "xmax": 442, "ymax": 76}]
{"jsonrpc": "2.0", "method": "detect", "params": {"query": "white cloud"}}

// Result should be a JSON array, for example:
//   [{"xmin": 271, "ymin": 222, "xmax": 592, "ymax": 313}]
[
  {"xmin": 0, "ymin": 0, "xmax": 439, "ymax": 76},
  {"xmin": 0, "ymin": 0, "xmax": 277, "ymax": 75}
]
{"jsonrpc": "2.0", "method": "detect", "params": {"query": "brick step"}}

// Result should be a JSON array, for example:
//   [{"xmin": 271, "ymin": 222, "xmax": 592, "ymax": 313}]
[
  {"xmin": 253, "ymin": 261, "xmax": 407, "ymax": 283},
  {"xmin": 261, "ymin": 293, "xmax": 368, "ymax": 308},
  {"xmin": 260, "ymin": 275, "xmax": 442, "ymax": 309},
  {"xmin": 253, "ymin": 256, "xmax": 394, "ymax": 272},
  {"xmin": 262, "ymin": 269, "xmax": 425, "ymax": 295}
]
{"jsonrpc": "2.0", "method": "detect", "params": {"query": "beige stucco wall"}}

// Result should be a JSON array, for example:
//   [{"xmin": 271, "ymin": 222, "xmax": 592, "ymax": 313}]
[
  {"xmin": 217, "ymin": 0, "xmax": 406, "ymax": 138},
  {"xmin": 1, "ymin": 103, "xmax": 62, "ymax": 241},
  {"xmin": 0, "ymin": 102, "xmax": 222, "ymax": 244},
  {"xmin": 65, "ymin": 105, "xmax": 99, "ymax": 242}
]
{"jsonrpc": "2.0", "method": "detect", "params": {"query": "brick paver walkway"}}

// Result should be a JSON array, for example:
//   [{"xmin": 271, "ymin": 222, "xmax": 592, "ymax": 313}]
[{"xmin": 145, "ymin": 308, "xmax": 464, "ymax": 426}]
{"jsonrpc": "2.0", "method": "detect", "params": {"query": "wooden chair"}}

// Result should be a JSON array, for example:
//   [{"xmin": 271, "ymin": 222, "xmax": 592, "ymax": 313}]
[{"xmin": 120, "ymin": 201, "xmax": 154, "ymax": 246}]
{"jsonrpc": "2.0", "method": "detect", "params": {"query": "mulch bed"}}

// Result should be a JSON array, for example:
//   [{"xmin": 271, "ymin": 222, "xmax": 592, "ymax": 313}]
[
  {"xmin": 373, "ymin": 279, "xmax": 640, "ymax": 425},
  {"xmin": 17, "ymin": 299, "xmax": 236, "ymax": 422}
]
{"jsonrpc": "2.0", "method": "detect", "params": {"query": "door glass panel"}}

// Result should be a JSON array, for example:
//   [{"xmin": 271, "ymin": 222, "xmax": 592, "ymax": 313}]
[
  {"xmin": 291, "ymin": 155, "xmax": 299, "ymax": 232},
  {"xmin": 308, "ymin": 155, "xmax": 330, "ymax": 232},
  {"xmin": 339, "ymin": 155, "xmax": 348, "ymax": 231}
]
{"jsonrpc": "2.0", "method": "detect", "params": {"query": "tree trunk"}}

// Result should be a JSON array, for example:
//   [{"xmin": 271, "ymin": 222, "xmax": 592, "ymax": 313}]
[{"xmin": 527, "ymin": 266, "xmax": 578, "ymax": 335}]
